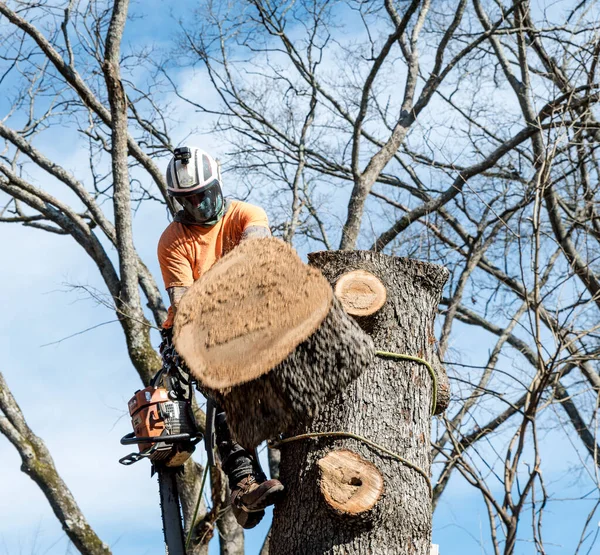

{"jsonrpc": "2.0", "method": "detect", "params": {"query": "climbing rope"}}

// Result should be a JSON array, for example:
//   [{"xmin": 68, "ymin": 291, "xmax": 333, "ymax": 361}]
[
  {"xmin": 185, "ymin": 460, "xmax": 210, "ymax": 549},
  {"xmin": 270, "ymin": 430, "xmax": 432, "ymax": 496},
  {"xmin": 269, "ymin": 350, "xmax": 438, "ymax": 498}
]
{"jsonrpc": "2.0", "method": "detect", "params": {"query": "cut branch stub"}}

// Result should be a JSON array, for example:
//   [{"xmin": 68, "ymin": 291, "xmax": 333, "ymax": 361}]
[
  {"xmin": 318, "ymin": 449, "xmax": 384, "ymax": 518},
  {"xmin": 173, "ymin": 238, "xmax": 374, "ymax": 449},
  {"xmin": 433, "ymin": 360, "xmax": 450, "ymax": 415},
  {"xmin": 334, "ymin": 270, "xmax": 387, "ymax": 317}
]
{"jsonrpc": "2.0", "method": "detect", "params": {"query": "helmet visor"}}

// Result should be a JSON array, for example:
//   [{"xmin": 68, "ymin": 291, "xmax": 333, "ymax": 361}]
[{"xmin": 177, "ymin": 181, "xmax": 223, "ymax": 223}]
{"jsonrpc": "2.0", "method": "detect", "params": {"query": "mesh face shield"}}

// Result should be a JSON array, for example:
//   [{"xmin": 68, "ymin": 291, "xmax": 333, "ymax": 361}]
[{"xmin": 173, "ymin": 180, "xmax": 224, "ymax": 224}]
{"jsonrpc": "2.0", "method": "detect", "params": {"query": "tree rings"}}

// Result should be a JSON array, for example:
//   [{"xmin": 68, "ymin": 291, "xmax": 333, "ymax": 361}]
[
  {"xmin": 334, "ymin": 270, "xmax": 387, "ymax": 317},
  {"xmin": 318, "ymin": 449, "xmax": 384, "ymax": 517}
]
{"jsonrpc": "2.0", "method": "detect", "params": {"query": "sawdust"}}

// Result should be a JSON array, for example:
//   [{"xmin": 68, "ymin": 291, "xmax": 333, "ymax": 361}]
[{"xmin": 173, "ymin": 238, "xmax": 333, "ymax": 389}]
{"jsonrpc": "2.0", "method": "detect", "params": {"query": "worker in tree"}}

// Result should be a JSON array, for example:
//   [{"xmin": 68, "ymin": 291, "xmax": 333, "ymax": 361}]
[{"xmin": 157, "ymin": 146, "xmax": 284, "ymax": 529}]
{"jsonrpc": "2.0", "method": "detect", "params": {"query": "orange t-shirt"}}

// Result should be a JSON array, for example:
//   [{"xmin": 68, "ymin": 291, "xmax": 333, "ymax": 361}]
[{"xmin": 158, "ymin": 200, "xmax": 269, "ymax": 328}]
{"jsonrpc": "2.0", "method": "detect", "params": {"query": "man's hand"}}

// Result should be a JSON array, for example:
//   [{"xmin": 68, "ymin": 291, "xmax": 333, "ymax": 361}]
[{"xmin": 167, "ymin": 286, "xmax": 189, "ymax": 317}]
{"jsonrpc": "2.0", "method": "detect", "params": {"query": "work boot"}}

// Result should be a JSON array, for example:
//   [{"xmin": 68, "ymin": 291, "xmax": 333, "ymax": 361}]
[
  {"xmin": 230, "ymin": 475, "xmax": 285, "ymax": 527},
  {"xmin": 230, "ymin": 505, "xmax": 265, "ymax": 530}
]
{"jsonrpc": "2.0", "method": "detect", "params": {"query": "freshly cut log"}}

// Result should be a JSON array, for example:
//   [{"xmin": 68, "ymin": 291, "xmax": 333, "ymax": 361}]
[{"xmin": 173, "ymin": 238, "xmax": 374, "ymax": 449}]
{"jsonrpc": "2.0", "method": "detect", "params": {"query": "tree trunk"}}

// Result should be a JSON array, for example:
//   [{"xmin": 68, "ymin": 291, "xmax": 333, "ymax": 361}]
[{"xmin": 270, "ymin": 251, "xmax": 448, "ymax": 555}]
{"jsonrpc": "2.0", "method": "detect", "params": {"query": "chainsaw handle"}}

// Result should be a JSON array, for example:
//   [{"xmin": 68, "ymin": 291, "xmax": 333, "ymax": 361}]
[{"xmin": 120, "ymin": 432, "xmax": 202, "ymax": 446}]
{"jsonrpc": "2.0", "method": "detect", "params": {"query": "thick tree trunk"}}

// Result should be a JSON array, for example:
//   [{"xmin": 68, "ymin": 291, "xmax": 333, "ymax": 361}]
[{"xmin": 270, "ymin": 251, "xmax": 448, "ymax": 555}]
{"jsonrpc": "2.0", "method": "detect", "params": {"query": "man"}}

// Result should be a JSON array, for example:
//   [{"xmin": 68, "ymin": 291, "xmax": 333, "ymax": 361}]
[{"xmin": 157, "ymin": 146, "xmax": 284, "ymax": 529}]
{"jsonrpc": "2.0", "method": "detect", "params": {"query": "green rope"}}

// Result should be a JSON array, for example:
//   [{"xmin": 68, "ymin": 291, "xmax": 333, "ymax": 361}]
[
  {"xmin": 185, "ymin": 461, "xmax": 210, "ymax": 549},
  {"xmin": 270, "ymin": 350, "xmax": 438, "ymax": 498},
  {"xmin": 271, "ymin": 431, "xmax": 432, "ymax": 496},
  {"xmin": 374, "ymin": 350, "xmax": 438, "ymax": 416}
]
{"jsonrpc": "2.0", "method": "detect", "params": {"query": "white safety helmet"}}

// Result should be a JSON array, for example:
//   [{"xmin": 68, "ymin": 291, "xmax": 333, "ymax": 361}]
[{"xmin": 166, "ymin": 146, "xmax": 225, "ymax": 224}]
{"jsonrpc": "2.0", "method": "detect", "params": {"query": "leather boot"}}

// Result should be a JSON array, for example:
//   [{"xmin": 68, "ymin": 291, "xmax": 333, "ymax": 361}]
[
  {"xmin": 230, "ymin": 505, "xmax": 266, "ymax": 530},
  {"xmin": 230, "ymin": 474, "xmax": 284, "ymax": 528}
]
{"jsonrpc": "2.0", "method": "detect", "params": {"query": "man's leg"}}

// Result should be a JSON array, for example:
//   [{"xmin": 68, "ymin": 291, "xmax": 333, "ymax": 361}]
[{"xmin": 215, "ymin": 409, "xmax": 284, "ymax": 528}]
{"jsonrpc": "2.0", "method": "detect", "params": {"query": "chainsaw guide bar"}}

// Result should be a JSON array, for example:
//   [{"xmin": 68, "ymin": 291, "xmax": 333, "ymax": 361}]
[{"xmin": 120, "ymin": 351, "xmax": 202, "ymax": 555}]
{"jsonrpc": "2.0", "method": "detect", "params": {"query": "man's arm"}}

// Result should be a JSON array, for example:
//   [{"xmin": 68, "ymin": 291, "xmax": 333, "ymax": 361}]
[
  {"xmin": 241, "ymin": 225, "xmax": 271, "ymax": 241},
  {"xmin": 167, "ymin": 286, "xmax": 189, "ymax": 317},
  {"xmin": 158, "ymin": 227, "xmax": 194, "ymax": 325}
]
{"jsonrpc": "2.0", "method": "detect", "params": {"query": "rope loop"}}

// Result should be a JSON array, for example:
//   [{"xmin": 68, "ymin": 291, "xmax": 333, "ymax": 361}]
[
  {"xmin": 270, "ymin": 350, "xmax": 438, "ymax": 498},
  {"xmin": 374, "ymin": 350, "xmax": 438, "ymax": 416}
]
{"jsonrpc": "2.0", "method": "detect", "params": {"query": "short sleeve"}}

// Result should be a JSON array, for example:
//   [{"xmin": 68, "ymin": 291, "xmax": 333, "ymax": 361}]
[
  {"xmin": 238, "ymin": 203, "xmax": 270, "ymax": 231},
  {"xmin": 157, "ymin": 228, "xmax": 194, "ymax": 289}
]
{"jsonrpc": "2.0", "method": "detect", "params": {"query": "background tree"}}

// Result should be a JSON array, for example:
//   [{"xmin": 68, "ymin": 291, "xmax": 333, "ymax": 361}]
[
  {"xmin": 0, "ymin": 1, "xmax": 240, "ymax": 553},
  {"xmin": 3, "ymin": 0, "xmax": 600, "ymax": 554}
]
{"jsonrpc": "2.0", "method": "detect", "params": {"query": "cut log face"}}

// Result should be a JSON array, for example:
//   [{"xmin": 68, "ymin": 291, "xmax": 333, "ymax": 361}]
[
  {"xmin": 173, "ymin": 238, "xmax": 375, "ymax": 449},
  {"xmin": 334, "ymin": 270, "xmax": 387, "ymax": 317},
  {"xmin": 174, "ymin": 238, "xmax": 333, "ymax": 389},
  {"xmin": 318, "ymin": 449, "xmax": 384, "ymax": 517}
]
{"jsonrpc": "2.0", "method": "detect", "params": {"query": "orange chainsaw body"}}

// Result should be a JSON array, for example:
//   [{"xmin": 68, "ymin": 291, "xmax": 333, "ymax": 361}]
[
  {"xmin": 124, "ymin": 385, "xmax": 197, "ymax": 467},
  {"xmin": 128, "ymin": 387, "xmax": 170, "ymax": 452}
]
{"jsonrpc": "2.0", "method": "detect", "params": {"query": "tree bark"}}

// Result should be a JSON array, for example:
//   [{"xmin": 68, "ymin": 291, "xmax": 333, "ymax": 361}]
[
  {"xmin": 270, "ymin": 251, "xmax": 448, "ymax": 555},
  {"xmin": 206, "ymin": 465, "xmax": 244, "ymax": 555},
  {"xmin": 176, "ymin": 460, "xmax": 209, "ymax": 555},
  {"xmin": 213, "ymin": 477, "xmax": 244, "ymax": 555}
]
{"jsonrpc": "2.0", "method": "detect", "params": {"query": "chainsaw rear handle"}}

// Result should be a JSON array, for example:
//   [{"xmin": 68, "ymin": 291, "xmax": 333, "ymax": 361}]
[{"xmin": 120, "ymin": 431, "xmax": 202, "ymax": 446}]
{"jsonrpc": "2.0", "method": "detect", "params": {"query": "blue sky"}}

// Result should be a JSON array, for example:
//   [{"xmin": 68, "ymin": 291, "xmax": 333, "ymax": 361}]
[{"xmin": 2, "ymin": 1, "xmax": 600, "ymax": 554}]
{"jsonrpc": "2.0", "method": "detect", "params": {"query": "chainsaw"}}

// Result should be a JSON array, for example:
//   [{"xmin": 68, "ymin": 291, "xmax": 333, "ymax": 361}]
[{"xmin": 119, "ymin": 339, "xmax": 203, "ymax": 554}]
